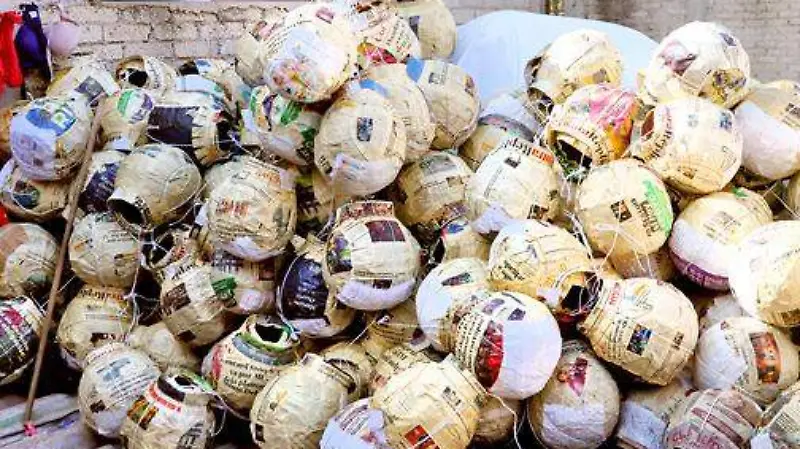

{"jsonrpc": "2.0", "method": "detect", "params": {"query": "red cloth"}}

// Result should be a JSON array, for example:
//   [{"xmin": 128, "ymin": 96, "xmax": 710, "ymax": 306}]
[{"xmin": 0, "ymin": 12, "xmax": 23, "ymax": 91}]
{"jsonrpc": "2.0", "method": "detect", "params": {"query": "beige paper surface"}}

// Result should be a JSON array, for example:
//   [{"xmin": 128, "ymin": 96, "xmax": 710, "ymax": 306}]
[
  {"xmin": 406, "ymin": 58, "xmax": 479, "ymax": 149},
  {"xmin": 664, "ymin": 389, "xmax": 760, "ymax": 449},
  {"xmin": 393, "ymin": 0, "xmax": 457, "ymax": 59},
  {"xmin": 465, "ymin": 136, "xmax": 561, "ymax": 234},
  {"xmin": 69, "ymin": 212, "xmax": 140, "ymax": 288},
  {"xmin": 393, "ymin": 152, "xmax": 472, "ymax": 243},
  {"xmin": 576, "ymin": 159, "xmax": 674, "ymax": 258},
  {"xmin": 362, "ymin": 299, "xmax": 424, "ymax": 359},
  {"xmin": 0, "ymin": 159, "xmax": 70, "ymax": 222},
  {"xmin": 119, "ymin": 371, "xmax": 216, "ymax": 449},
  {"xmin": 528, "ymin": 340, "xmax": 620, "ymax": 449},
  {"xmin": 321, "ymin": 342, "xmax": 375, "ymax": 400},
  {"xmin": 0, "ymin": 223, "xmax": 57, "ymax": 298},
  {"xmin": 160, "ymin": 264, "xmax": 234, "ymax": 348},
  {"xmin": 234, "ymin": 15, "xmax": 286, "ymax": 87},
  {"xmin": 369, "ymin": 343, "xmax": 442, "ymax": 395},
  {"xmin": 262, "ymin": 3, "xmax": 357, "ymax": 103},
  {"xmin": 115, "ymin": 56, "xmax": 178, "ymax": 99},
  {"xmin": 47, "ymin": 58, "xmax": 120, "ymax": 105},
  {"xmin": 364, "ymin": 63, "xmax": 434, "ymax": 161},
  {"xmin": 108, "ymin": 144, "xmax": 202, "ymax": 232},
  {"xmin": 668, "ymin": 188, "xmax": 772, "ymax": 290},
  {"xmin": 487, "ymin": 219, "xmax": 592, "ymax": 320},
  {"xmin": 524, "ymin": 29, "xmax": 623, "ymax": 106},
  {"xmin": 752, "ymin": 382, "xmax": 800, "ymax": 449},
  {"xmin": 694, "ymin": 316, "xmax": 799, "ymax": 406},
  {"xmin": 142, "ymin": 228, "xmax": 203, "ymax": 286},
  {"xmin": 78, "ymin": 150, "xmax": 125, "ymax": 215},
  {"xmin": 351, "ymin": 6, "xmax": 421, "ymax": 69},
  {"xmin": 127, "ymin": 322, "xmax": 200, "ymax": 372},
  {"xmin": 579, "ymin": 278, "xmax": 699, "ymax": 386},
  {"xmin": 206, "ymin": 156, "xmax": 297, "ymax": 262},
  {"xmin": 473, "ymin": 397, "xmax": 522, "ymax": 447},
  {"xmin": 314, "ymin": 84, "xmax": 406, "ymax": 197},
  {"xmin": 202, "ymin": 315, "xmax": 300, "ymax": 412},
  {"xmin": 10, "ymin": 95, "xmax": 93, "ymax": 181},
  {"xmin": 728, "ymin": 221, "xmax": 800, "ymax": 327},
  {"xmin": 609, "ymin": 246, "xmax": 676, "ymax": 282},
  {"xmin": 249, "ymin": 354, "xmax": 355, "ymax": 449},
  {"xmin": 546, "ymin": 84, "xmax": 639, "ymax": 173},
  {"xmin": 642, "ymin": 22, "xmax": 750, "ymax": 109},
  {"xmin": 323, "ymin": 201, "xmax": 421, "ymax": 311},
  {"xmin": 98, "ymin": 89, "xmax": 154, "ymax": 152},
  {"xmin": 434, "ymin": 216, "xmax": 491, "ymax": 263},
  {"xmin": 247, "ymin": 85, "xmax": 324, "ymax": 166},
  {"xmin": 205, "ymin": 249, "xmax": 276, "ymax": 315},
  {"xmin": 632, "ymin": 97, "xmax": 743, "ymax": 195},
  {"xmin": 295, "ymin": 166, "xmax": 335, "ymax": 237},
  {"xmin": 371, "ymin": 357, "xmax": 485, "ymax": 449},
  {"xmin": 78, "ymin": 343, "xmax": 160, "ymax": 438},
  {"xmin": 56, "ymin": 285, "xmax": 134, "ymax": 370}
]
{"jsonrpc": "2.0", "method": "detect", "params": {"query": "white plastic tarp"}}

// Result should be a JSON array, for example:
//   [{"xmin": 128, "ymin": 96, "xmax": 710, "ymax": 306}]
[{"xmin": 452, "ymin": 11, "xmax": 658, "ymax": 104}]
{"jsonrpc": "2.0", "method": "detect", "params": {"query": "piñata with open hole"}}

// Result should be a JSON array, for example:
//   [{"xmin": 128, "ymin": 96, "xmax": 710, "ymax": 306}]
[
  {"xmin": 314, "ymin": 81, "xmax": 406, "ymax": 197},
  {"xmin": 115, "ymin": 55, "xmax": 177, "ymax": 99},
  {"xmin": 632, "ymin": 97, "xmax": 743, "ymax": 194},
  {"xmin": 465, "ymin": 136, "xmax": 561, "ymax": 234},
  {"xmin": 108, "ymin": 144, "xmax": 202, "ymax": 233},
  {"xmin": 206, "ymin": 155, "xmax": 296, "ymax": 262},
  {"xmin": 452, "ymin": 290, "xmax": 562, "ymax": 399},
  {"xmin": 641, "ymin": 21, "xmax": 751, "ymax": 108},
  {"xmin": 545, "ymin": 84, "xmax": 639, "ymax": 175},
  {"xmin": 142, "ymin": 228, "xmax": 203, "ymax": 286},
  {"xmin": 78, "ymin": 343, "xmax": 160, "ymax": 438},
  {"xmin": 729, "ymin": 221, "xmax": 800, "ymax": 328},
  {"xmin": 56, "ymin": 285, "xmax": 134, "ymax": 370},
  {"xmin": 10, "ymin": 94, "xmax": 93, "ymax": 181},
  {"xmin": 0, "ymin": 159, "xmax": 69, "ymax": 222},
  {"xmin": 202, "ymin": 315, "xmax": 300, "ymax": 412},
  {"xmin": 579, "ymin": 277, "xmax": 698, "ymax": 386},
  {"xmin": 278, "ymin": 235, "xmax": 355, "ymax": 338},
  {"xmin": 575, "ymin": 159, "xmax": 673, "ymax": 259},
  {"xmin": 69, "ymin": 212, "xmax": 140, "ymax": 288},
  {"xmin": 119, "ymin": 371, "xmax": 216, "ymax": 449},
  {"xmin": 262, "ymin": 3, "xmax": 358, "ymax": 103},
  {"xmin": 0, "ymin": 223, "xmax": 57, "ymax": 298},
  {"xmin": 391, "ymin": 151, "xmax": 472, "ymax": 243},
  {"xmin": 524, "ymin": 29, "xmax": 623, "ymax": 121},
  {"xmin": 323, "ymin": 201, "xmax": 421, "ymax": 311},
  {"xmin": 249, "ymin": 353, "xmax": 356, "ymax": 449},
  {"xmin": 363, "ymin": 62, "xmax": 434, "ymax": 161},
  {"xmin": 694, "ymin": 316, "xmax": 799, "ymax": 406},
  {"xmin": 406, "ymin": 58, "xmax": 479, "ymax": 149},
  {"xmin": 487, "ymin": 220, "xmax": 593, "ymax": 324},
  {"xmin": 668, "ymin": 188, "xmax": 772, "ymax": 290},
  {"xmin": 528, "ymin": 340, "xmax": 620, "ymax": 449}
]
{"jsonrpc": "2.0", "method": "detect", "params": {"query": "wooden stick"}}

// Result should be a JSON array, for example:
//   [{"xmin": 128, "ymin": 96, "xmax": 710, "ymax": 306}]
[{"xmin": 23, "ymin": 100, "xmax": 105, "ymax": 428}]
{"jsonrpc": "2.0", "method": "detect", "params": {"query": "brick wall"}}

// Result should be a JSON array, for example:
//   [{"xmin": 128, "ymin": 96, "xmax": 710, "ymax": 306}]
[{"xmin": 37, "ymin": 0, "xmax": 800, "ymax": 81}]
